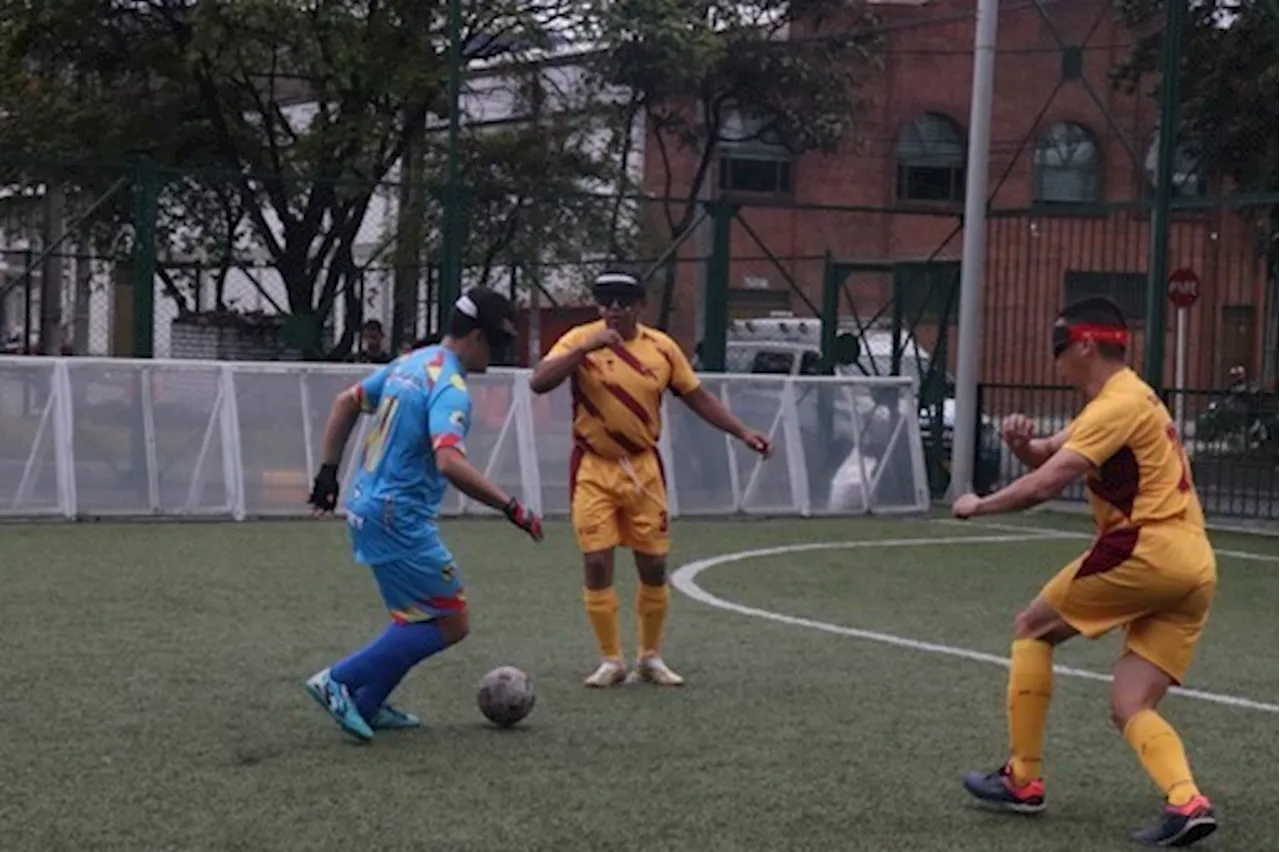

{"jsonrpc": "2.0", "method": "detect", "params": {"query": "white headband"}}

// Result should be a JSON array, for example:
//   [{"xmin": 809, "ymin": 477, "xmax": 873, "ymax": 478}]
[{"xmin": 595, "ymin": 272, "xmax": 639, "ymax": 287}]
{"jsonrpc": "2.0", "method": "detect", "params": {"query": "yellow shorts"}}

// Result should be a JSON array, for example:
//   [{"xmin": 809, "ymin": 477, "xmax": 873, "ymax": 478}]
[
  {"xmin": 570, "ymin": 447, "xmax": 670, "ymax": 556},
  {"xmin": 1040, "ymin": 521, "xmax": 1217, "ymax": 684}
]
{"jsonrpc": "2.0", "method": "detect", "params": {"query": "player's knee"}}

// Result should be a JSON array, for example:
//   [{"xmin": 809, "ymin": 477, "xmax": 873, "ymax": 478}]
[
  {"xmin": 634, "ymin": 552, "xmax": 667, "ymax": 586},
  {"xmin": 1110, "ymin": 693, "xmax": 1146, "ymax": 730},
  {"xmin": 1012, "ymin": 608, "xmax": 1040, "ymax": 640},
  {"xmin": 583, "ymin": 551, "xmax": 614, "ymax": 589},
  {"xmin": 438, "ymin": 611, "xmax": 471, "ymax": 645}
]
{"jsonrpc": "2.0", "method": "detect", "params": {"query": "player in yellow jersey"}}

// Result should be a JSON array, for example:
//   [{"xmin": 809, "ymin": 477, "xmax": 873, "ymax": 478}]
[
  {"xmin": 951, "ymin": 297, "xmax": 1218, "ymax": 847},
  {"xmin": 530, "ymin": 271, "xmax": 772, "ymax": 688}
]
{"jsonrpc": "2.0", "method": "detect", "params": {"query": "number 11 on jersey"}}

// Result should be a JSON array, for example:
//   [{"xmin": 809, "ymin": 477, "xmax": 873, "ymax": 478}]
[{"xmin": 363, "ymin": 396, "xmax": 401, "ymax": 473}]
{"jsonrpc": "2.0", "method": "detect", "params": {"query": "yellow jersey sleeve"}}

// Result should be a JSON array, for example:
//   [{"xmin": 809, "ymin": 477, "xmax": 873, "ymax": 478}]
[
  {"xmin": 1063, "ymin": 393, "xmax": 1140, "ymax": 468},
  {"xmin": 663, "ymin": 339, "xmax": 701, "ymax": 397},
  {"xmin": 546, "ymin": 325, "xmax": 589, "ymax": 360}
]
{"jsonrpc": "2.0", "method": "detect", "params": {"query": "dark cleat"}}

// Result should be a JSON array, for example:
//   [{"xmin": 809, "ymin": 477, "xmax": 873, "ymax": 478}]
[
  {"xmin": 1131, "ymin": 795, "xmax": 1217, "ymax": 847},
  {"xmin": 962, "ymin": 763, "xmax": 1046, "ymax": 815}
]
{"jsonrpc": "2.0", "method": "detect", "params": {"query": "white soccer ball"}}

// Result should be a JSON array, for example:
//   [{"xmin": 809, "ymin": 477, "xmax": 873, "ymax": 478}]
[{"xmin": 477, "ymin": 665, "xmax": 536, "ymax": 728}]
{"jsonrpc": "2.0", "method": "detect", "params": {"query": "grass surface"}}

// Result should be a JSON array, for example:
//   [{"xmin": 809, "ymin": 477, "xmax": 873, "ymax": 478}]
[{"xmin": 1, "ymin": 514, "xmax": 1275, "ymax": 852}]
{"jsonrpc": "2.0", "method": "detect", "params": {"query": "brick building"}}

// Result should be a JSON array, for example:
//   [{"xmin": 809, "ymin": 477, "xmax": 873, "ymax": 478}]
[{"xmin": 642, "ymin": 0, "xmax": 1275, "ymax": 391}]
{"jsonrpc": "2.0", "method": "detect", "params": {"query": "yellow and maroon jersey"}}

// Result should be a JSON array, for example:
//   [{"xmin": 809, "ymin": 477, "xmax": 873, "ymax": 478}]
[
  {"xmin": 546, "ymin": 320, "xmax": 701, "ymax": 459},
  {"xmin": 1063, "ymin": 368, "xmax": 1205, "ymax": 534}
]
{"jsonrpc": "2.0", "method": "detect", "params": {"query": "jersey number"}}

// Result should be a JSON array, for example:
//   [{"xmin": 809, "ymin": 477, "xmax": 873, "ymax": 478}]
[
  {"xmin": 1164, "ymin": 423, "xmax": 1192, "ymax": 492},
  {"xmin": 363, "ymin": 396, "xmax": 401, "ymax": 473}
]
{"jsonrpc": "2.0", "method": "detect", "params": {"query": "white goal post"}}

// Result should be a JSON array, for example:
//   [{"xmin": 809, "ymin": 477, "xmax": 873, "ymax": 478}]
[{"xmin": 0, "ymin": 356, "xmax": 931, "ymax": 521}]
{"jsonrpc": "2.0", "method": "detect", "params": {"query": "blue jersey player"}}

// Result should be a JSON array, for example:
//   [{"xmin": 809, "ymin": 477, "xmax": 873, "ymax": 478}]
[{"xmin": 303, "ymin": 288, "xmax": 544, "ymax": 742}]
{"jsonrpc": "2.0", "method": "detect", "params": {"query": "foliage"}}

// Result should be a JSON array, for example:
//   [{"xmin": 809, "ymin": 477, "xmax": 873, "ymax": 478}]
[
  {"xmin": 591, "ymin": 0, "xmax": 880, "ymax": 228},
  {"xmin": 585, "ymin": 0, "xmax": 882, "ymax": 324},
  {"xmin": 1111, "ymin": 0, "xmax": 1279, "ymax": 195},
  {"xmin": 0, "ymin": 0, "xmax": 622, "ymax": 356}
]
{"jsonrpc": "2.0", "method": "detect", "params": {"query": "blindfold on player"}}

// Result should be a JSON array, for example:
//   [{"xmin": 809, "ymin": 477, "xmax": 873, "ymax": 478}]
[{"xmin": 1051, "ymin": 322, "xmax": 1130, "ymax": 359}]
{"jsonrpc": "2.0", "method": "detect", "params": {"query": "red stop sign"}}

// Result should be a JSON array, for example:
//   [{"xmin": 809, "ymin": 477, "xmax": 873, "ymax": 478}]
[{"xmin": 1167, "ymin": 268, "xmax": 1200, "ymax": 309}]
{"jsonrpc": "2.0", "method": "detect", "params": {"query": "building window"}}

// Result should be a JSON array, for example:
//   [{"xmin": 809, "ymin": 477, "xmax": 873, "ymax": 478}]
[
  {"xmin": 1144, "ymin": 132, "xmax": 1206, "ymax": 198},
  {"xmin": 1033, "ymin": 121, "xmax": 1101, "ymax": 203},
  {"xmin": 896, "ymin": 113, "xmax": 966, "ymax": 203},
  {"xmin": 718, "ymin": 109, "xmax": 792, "ymax": 195},
  {"xmin": 1063, "ymin": 270, "xmax": 1146, "ymax": 322}
]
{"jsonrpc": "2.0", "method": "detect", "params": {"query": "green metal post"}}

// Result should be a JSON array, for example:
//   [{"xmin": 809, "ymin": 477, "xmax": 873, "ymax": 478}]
[
  {"xmin": 820, "ymin": 251, "xmax": 839, "ymax": 374},
  {"xmin": 1143, "ymin": 0, "xmax": 1185, "ymax": 386},
  {"xmin": 437, "ymin": 0, "xmax": 464, "ymax": 330},
  {"xmin": 131, "ymin": 158, "xmax": 159, "ymax": 358},
  {"xmin": 701, "ymin": 199, "xmax": 736, "ymax": 372}
]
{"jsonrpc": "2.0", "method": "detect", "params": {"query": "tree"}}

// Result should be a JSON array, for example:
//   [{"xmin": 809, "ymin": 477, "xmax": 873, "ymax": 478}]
[
  {"xmin": 1111, "ymin": 0, "xmax": 1280, "ymax": 381},
  {"xmin": 1112, "ymin": 0, "xmax": 1279, "ymax": 196},
  {"xmin": 588, "ymin": 0, "xmax": 882, "ymax": 326},
  {"xmin": 0, "ymin": 0, "xmax": 574, "ymax": 357}
]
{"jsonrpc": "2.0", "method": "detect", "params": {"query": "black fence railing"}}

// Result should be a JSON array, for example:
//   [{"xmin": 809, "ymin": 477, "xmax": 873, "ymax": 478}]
[{"xmin": 979, "ymin": 383, "xmax": 1278, "ymax": 522}]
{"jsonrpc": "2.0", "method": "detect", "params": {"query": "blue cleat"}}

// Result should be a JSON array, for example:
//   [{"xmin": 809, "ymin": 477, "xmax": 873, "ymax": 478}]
[
  {"xmin": 1131, "ymin": 795, "xmax": 1217, "ymax": 847},
  {"xmin": 962, "ymin": 764, "xmax": 1046, "ymax": 815},
  {"xmin": 305, "ymin": 668, "xmax": 374, "ymax": 742},
  {"xmin": 369, "ymin": 704, "xmax": 421, "ymax": 730}
]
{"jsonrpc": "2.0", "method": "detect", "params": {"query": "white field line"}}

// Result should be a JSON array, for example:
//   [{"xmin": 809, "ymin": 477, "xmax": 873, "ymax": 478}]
[
  {"xmin": 937, "ymin": 518, "xmax": 1278, "ymax": 563},
  {"xmin": 670, "ymin": 535, "xmax": 1279, "ymax": 715}
]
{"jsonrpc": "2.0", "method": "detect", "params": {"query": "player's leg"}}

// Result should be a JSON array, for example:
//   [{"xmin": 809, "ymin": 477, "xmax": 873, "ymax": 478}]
[
  {"xmin": 582, "ymin": 547, "xmax": 628, "ymax": 687},
  {"xmin": 1117, "ymin": 567, "xmax": 1218, "ymax": 847},
  {"xmin": 573, "ymin": 453, "xmax": 627, "ymax": 687},
  {"xmin": 963, "ymin": 592, "xmax": 1078, "ymax": 813},
  {"xmin": 308, "ymin": 557, "xmax": 469, "ymax": 739},
  {"xmin": 619, "ymin": 451, "xmax": 681, "ymax": 685}
]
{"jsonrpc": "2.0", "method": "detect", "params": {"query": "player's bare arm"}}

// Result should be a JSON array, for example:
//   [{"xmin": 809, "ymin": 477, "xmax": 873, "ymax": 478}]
[
  {"xmin": 308, "ymin": 385, "xmax": 364, "ymax": 516},
  {"xmin": 952, "ymin": 447, "xmax": 1092, "ymax": 518},
  {"xmin": 435, "ymin": 446, "xmax": 544, "ymax": 541},
  {"xmin": 528, "ymin": 328, "xmax": 623, "ymax": 394},
  {"xmin": 1003, "ymin": 415, "xmax": 1070, "ymax": 470},
  {"xmin": 679, "ymin": 386, "xmax": 772, "ymax": 457}
]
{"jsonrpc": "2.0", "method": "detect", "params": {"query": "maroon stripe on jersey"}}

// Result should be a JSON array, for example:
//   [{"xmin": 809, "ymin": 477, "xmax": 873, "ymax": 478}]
[
  {"xmin": 1074, "ymin": 527, "xmax": 1140, "ymax": 580},
  {"xmin": 606, "ymin": 429, "xmax": 646, "ymax": 455},
  {"xmin": 601, "ymin": 380, "xmax": 653, "ymax": 427},
  {"xmin": 1088, "ymin": 447, "xmax": 1139, "ymax": 517},
  {"xmin": 653, "ymin": 448, "xmax": 668, "ymax": 489},
  {"xmin": 609, "ymin": 343, "xmax": 657, "ymax": 379},
  {"xmin": 571, "ymin": 375, "xmax": 605, "ymax": 420},
  {"xmin": 569, "ymin": 443, "xmax": 585, "ymax": 502}
]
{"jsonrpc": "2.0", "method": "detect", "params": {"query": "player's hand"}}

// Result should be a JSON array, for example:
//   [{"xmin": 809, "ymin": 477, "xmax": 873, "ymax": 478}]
[
  {"xmin": 740, "ymin": 429, "xmax": 772, "ymax": 458},
  {"xmin": 951, "ymin": 492, "xmax": 982, "ymax": 520},
  {"xmin": 579, "ymin": 327, "xmax": 623, "ymax": 353},
  {"xmin": 1001, "ymin": 414, "xmax": 1035, "ymax": 450},
  {"xmin": 308, "ymin": 463, "xmax": 341, "ymax": 517},
  {"xmin": 503, "ymin": 497, "xmax": 544, "ymax": 542}
]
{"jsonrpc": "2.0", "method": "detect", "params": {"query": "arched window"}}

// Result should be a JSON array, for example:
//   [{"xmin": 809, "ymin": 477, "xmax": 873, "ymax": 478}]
[
  {"xmin": 1033, "ymin": 121, "xmax": 1101, "ymax": 203},
  {"xmin": 896, "ymin": 113, "xmax": 965, "ymax": 202},
  {"xmin": 717, "ymin": 108, "xmax": 793, "ymax": 195},
  {"xmin": 1144, "ymin": 133, "xmax": 1205, "ymax": 197}
]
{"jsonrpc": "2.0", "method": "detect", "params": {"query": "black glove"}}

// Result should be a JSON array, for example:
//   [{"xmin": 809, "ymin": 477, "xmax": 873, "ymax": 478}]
[
  {"xmin": 308, "ymin": 463, "xmax": 341, "ymax": 513},
  {"xmin": 503, "ymin": 497, "xmax": 544, "ymax": 542}
]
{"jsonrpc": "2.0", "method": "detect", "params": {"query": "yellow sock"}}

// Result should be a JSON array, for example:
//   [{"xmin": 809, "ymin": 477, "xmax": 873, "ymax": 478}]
[
  {"xmin": 1123, "ymin": 709, "xmax": 1201, "ymax": 806},
  {"xmin": 583, "ymin": 587, "xmax": 622, "ymax": 661},
  {"xmin": 637, "ymin": 583, "xmax": 670, "ymax": 659},
  {"xmin": 1007, "ymin": 638, "xmax": 1054, "ymax": 786}
]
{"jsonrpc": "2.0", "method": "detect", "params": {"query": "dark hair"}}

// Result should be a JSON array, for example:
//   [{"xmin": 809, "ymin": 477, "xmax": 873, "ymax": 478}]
[
  {"xmin": 362, "ymin": 319, "xmax": 384, "ymax": 333},
  {"xmin": 1059, "ymin": 296, "xmax": 1127, "ymax": 360},
  {"xmin": 445, "ymin": 288, "xmax": 517, "ymax": 348}
]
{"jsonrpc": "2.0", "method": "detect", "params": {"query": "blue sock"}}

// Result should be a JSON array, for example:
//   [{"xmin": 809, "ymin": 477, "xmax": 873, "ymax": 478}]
[{"xmin": 330, "ymin": 621, "xmax": 451, "ymax": 720}]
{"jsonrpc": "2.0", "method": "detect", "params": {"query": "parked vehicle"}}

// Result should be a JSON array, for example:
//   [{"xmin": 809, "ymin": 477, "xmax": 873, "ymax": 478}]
[{"xmin": 701, "ymin": 314, "xmax": 1001, "ymax": 507}]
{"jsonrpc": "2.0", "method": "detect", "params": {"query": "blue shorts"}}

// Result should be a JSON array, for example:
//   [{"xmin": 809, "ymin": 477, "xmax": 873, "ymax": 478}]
[
  {"xmin": 348, "ymin": 523, "xmax": 465, "ymax": 623},
  {"xmin": 370, "ymin": 559, "xmax": 467, "ymax": 624}
]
